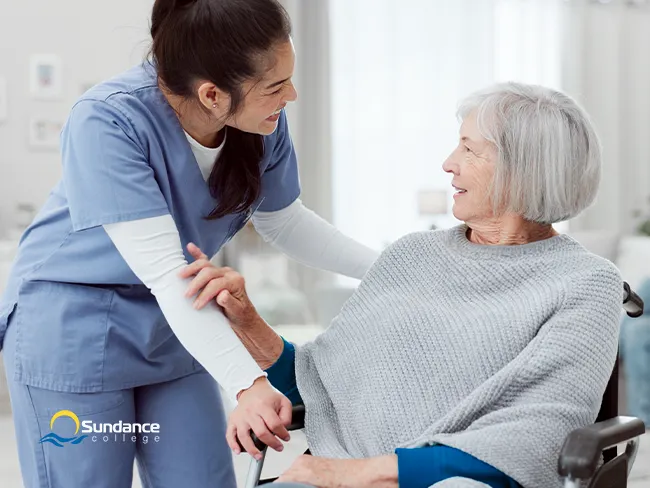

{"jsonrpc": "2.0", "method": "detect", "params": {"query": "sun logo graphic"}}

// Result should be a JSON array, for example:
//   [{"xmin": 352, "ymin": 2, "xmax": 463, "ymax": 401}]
[{"xmin": 39, "ymin": 410, "xmax": 88, "ymax": 447}]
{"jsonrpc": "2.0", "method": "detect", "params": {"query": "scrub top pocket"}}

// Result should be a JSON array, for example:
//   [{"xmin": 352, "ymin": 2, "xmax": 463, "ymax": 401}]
[{"xmin": 13, "ymin": 280, "xmax": 113, "ymax": 392}]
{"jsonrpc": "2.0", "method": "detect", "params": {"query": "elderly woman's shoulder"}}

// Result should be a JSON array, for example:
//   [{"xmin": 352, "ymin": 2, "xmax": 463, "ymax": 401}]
[
  {"xmin": 563, "ymin": 236, "xmax": 622, "ymax": 278},
  {"xmin": 557, "ymin": 242, "xmax": 624, "ymax": 305},
  {"xmin": 384, "ymin": 229, "xmax": 446, "ymax": 251},
  {"xmin": 371, "ymin": 230, "xmax": 445, "ymax": 267}
]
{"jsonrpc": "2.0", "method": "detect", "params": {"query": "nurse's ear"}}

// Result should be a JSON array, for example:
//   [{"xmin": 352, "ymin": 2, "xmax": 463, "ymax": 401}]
[{"xmin": 196, "ymin": 82, "xmax": 230, "ymax": 117}]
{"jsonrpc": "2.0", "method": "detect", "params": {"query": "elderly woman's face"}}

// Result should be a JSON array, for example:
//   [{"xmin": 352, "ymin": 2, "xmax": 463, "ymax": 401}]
[{"xmin": 442, "ymin": 111, "xmax": 497, "ymax": 223}]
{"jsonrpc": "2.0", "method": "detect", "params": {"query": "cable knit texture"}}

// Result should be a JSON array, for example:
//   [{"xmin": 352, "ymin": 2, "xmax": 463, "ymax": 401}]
[{"xmin": 295, "ymin": 225, "xmax": 623, "ymax": 488}]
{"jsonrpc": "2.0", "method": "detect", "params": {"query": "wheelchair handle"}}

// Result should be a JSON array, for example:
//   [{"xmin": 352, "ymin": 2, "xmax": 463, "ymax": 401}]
[{"xmin": 623, "ymin": 282, "xmax": 644, "ymax": 318}]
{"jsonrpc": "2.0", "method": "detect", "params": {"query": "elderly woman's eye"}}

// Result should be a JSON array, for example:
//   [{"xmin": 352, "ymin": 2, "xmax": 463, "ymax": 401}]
[{"xmin": 464, "ymin": 146, "xmax": 472, "ymax": 153}]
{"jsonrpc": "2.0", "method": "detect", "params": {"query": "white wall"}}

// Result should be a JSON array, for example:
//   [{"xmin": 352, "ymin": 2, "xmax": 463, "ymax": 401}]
[{"xmin": 0, "ymin": 1, "xmax": 154, "ymax": 238}]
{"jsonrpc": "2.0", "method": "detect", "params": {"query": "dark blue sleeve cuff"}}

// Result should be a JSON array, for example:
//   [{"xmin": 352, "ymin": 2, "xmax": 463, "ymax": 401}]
[
  {"xmin": 264, "ymin": 337, "xmax": 303, "ymax": 405},
  {"xmin": 396, "ymin": 447, "xmax": 440, "ymax": 488},
  {"xmin": 395, "ymin": 445, "xmax": 522, "ymax": 488}
]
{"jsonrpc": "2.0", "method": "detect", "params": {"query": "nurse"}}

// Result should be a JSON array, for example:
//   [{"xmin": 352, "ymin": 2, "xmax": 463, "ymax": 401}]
[{"xmin": 0, "ymin": 0, "xmax": 377, "ymax": 487}]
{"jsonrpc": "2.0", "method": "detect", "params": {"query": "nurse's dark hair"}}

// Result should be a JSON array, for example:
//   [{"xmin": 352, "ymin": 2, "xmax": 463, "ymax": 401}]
[{"xmin": 149, "ymin": 0, "xmax": 292, "ymax": 219}]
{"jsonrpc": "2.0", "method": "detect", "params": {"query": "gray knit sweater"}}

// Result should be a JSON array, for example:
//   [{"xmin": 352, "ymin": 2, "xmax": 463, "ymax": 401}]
[{"xmin": 295, "ymin": 225, "xmax": 623, "ymax": 488}]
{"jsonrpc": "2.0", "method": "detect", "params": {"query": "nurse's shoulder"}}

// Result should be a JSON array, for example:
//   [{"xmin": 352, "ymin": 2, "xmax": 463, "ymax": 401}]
[
  {"xmin": 64, "ymin": 64, "xmax": 166, "ymax": 153},
  {"xmin": 79, "ymin": 64, "xmax": 158, "ymax": 105}
]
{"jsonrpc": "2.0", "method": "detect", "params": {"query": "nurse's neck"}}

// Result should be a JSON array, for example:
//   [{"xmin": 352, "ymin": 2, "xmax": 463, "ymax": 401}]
[{"xmin": 161, "ymin": 85, "xmax": 226, "ymax": 149}]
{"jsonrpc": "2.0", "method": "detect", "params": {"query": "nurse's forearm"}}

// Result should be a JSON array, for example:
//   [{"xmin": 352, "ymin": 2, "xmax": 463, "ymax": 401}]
[
  {"xmin": 152, "ymin": 281, "xmax": 267, "ymax": 400},
  {"xmin": 252, "ymin": 199, "xmax": 379, "ymax": 280}
]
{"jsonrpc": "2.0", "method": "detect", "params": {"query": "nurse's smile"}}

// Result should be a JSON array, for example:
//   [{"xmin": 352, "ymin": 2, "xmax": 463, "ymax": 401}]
[{"xmin": 265, "ymin": 105, "xmax": 285, "ymax": 123}]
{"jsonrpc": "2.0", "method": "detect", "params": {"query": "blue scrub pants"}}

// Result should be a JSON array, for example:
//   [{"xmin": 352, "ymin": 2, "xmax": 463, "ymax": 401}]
[{"xmin": 3, "ymin": 321, "xmax": 236, "ymax": 488}]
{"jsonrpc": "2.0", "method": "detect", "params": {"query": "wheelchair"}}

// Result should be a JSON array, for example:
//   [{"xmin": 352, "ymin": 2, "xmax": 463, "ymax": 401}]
[{"xmin": 242, "ymin": 282, "xmax": 647, "ymax": 488}]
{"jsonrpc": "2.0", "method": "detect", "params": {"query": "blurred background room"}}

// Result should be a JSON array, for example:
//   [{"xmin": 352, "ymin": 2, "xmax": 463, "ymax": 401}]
[{"xmin": 0, "ymin": 0, "xmax": 649, "ymax": 486}]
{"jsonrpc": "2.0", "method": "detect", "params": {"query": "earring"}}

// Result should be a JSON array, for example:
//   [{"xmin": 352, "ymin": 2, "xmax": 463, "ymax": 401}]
[{"xmin": 212, "ymin": 103, "xmax": 217, "ymax": 108}]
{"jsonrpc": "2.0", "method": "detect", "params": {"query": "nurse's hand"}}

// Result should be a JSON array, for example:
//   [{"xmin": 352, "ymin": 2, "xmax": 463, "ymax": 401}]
[
  {"xmin": 228, "ymin": 376, "xmax": 293, "ymax": 459},
  {"xmin": 180, "ymin": 243, "xmax": 259, "ymax": 327}
]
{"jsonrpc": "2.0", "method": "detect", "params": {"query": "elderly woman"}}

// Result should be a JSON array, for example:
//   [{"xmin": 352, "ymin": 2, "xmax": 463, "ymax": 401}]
[{"xmin": 182, "ymin": 82, "xmax": 623, "ymax": 488}]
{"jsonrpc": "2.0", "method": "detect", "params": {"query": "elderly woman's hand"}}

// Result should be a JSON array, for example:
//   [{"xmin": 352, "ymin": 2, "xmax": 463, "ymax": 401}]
[
  {"xmin": 275, "ymin": 456, "xmax": 356, "ymax": 487},
  {"xmin": 178, "ymin": 242, "xmax": 259, "ymax": 327},
  {"xmin": 275, "ymin": 455, "xmax": 398, "ymax": 488}
]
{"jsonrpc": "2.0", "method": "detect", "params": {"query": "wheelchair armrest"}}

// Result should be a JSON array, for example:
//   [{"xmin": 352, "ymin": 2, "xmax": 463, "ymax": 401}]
[
  {"xmin": 558, "ymin": 416, "xmax": 645, "ymax": 480},
  {"xmin": 244, "ymin": 405, "xmax": 306, "ymax": 452}
]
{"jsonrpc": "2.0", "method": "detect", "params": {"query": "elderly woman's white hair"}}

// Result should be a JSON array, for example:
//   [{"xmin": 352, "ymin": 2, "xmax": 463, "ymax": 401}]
[{"xmin": 457, "ymin": 82, "xmax": 601, "ymax": 224}]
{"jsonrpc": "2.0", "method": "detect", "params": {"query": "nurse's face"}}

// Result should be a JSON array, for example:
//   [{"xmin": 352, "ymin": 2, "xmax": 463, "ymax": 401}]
[{"xmin": 228, "ymin": 39, "xmax": 298, "ymax": 135}]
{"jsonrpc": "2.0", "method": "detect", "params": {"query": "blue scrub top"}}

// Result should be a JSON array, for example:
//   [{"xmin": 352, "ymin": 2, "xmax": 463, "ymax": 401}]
[{"xmin": 0, "ymin": 63, "xmax": 300, "ymax": 393}]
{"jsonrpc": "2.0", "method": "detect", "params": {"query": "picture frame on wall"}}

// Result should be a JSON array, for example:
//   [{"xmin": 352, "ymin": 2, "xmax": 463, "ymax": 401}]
[
  {"xmin": 28, "ymin": 117, "xmax": 64, "ymax": 150},
  {"xmin": 29, "ymin": 54, "xmax": 63, "ymax": 100}
]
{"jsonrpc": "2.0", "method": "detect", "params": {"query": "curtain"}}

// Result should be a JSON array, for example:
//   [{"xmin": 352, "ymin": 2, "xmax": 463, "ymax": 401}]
[{"xmin": 563, "ymin": 0, "xmax": 650, "ymax": 234}]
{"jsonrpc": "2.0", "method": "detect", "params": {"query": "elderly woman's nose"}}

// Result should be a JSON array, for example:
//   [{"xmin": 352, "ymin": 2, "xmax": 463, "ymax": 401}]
[{"xmin": 442, "ymin": 154, "xmax": 459, "ymax": 174}]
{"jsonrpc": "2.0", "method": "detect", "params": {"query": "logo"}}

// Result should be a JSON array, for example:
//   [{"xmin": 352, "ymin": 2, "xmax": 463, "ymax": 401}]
[
  {"xmin": 39, "ymin": 410, "xmax": 162, "ymax": 447},
  {"xmin": 39, "ymin": 410, "xmax": 88, "ymax": 447}
]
